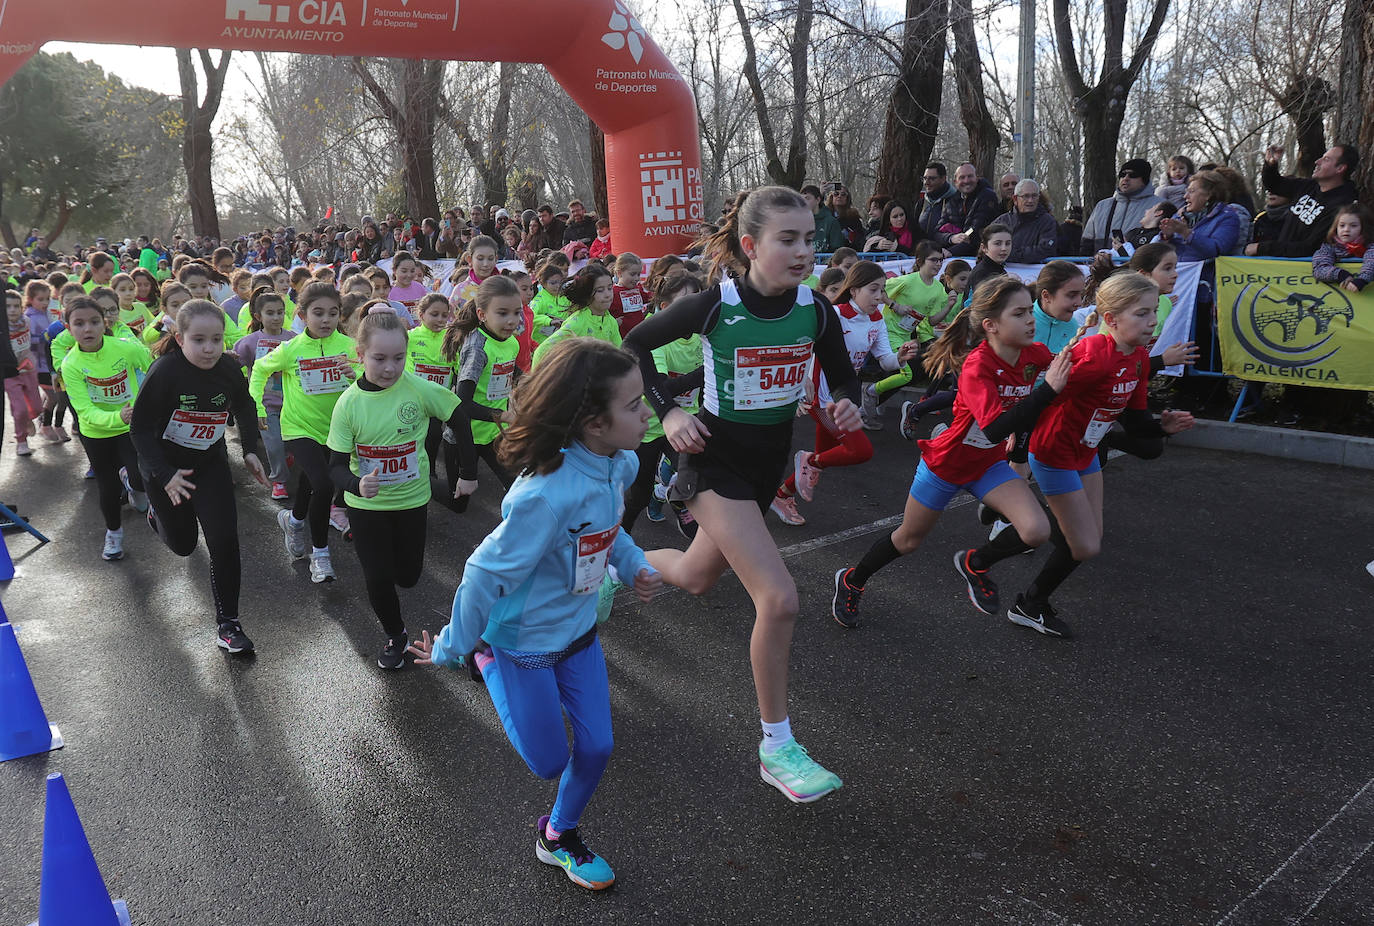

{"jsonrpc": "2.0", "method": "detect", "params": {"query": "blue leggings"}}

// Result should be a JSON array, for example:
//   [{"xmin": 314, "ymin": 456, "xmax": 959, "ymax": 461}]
[{"xmin": 485, "ymin": 637, "xmax": 613, "ymax": 832}]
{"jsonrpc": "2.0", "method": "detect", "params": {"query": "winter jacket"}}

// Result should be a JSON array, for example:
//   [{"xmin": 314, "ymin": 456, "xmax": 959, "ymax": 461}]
[
  {"xmin": 1312, "ymin": 241, "xmax": 1374, "ymax": 291},
  {"xmin": 1081, "ymin": 187, "xmax": 1165, "ymax": 254},
  {"xmin": 936, "ymin": 180, "xmax": 1001, "ymax": 253},
  {"xmin": 1252, "ymin": 162, "xmax": 1357, "ymax": 258},
  {"xmin": 1155, "ymin": 180, "xmax": 1188, "ymax": 210},
  {"xmin": 812, "ymin": 208, "xmax": 845, "ymax": 254},
  {"xmin": 918, "ymin": 182, "xmax": 958, "ymax": 241},
  {"xmin": 991, "ymin": 205, "xmax": 1058, "ymax": 264},
  {"xmin": 1168, "ymin": 202, "xmax": 1241, "ymax": 262},
  {"xmin": 1252, "ymin": 206, "xmax": 1290, "ymax": 245}
]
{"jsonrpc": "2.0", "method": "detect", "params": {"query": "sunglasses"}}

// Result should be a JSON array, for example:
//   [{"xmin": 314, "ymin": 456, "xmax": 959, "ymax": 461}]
[{"xmin": 1119, "ymin": 170, "xmax": 1140, "ymax": 179}]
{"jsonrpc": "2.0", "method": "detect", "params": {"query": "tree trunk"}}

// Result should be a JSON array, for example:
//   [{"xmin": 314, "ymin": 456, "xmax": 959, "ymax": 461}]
[
  {"xmin": 1279, "ymin": 76, "xmax": 1332, "ymax": 175},
  {"xmin": 511, "ymin": 169, "xmax": 542, "ymax": 211},
  {"xmin": 1052, "ymin": 0, "xmax": 1172, "ymax": 206},
  {"xmin": 0, "ymin": 219, "xmax": 16, "ymax": 250},
  {"xmin": 588, "ymin": 116, "xmax": 609, "ymax": 220},
  {"xmin": 1358, "ymin": 9, "xmax": 1374, "ymax": 203},
  {"xmin": 875, "ymin": 0, "xmax": 949, "ymax": 203},
  {"xmin": 46, "ymin": 200, "xmax": 73, "ymax": 243},
  {"xmin": 1335, "ymin": 0, "xmax": 1364, "ymax": 145},
  {"xmin": 950, "ymin": 0, "xmax": 999, "ymax": 179},
  {"xmin": 355, "ymin": 58, "xmax": 443, "ymax": 220},
  {"xmin": 176, "ymin": 48, "xmax": 231, "ymax": 241},
  {"xmin": 732, "ymin": 0, "xmax": 812, "ymax": 188}
]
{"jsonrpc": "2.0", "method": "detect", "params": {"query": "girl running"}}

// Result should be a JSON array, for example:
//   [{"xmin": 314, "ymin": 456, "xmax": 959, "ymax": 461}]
[
  {"xmin": 861, "ymin": 242, "xmax": 954, "ymax": 427},
  {"xmin": 507, "ymin": 270, "xmax": 536, "ymax": 373},
  {"xmin": 623, "ymin": 185, "xmax": 863, "ymax": 803},
  {"xmin": 441, "ymin": 276, "xmax": 522, "ymax": 495},
  {"xmin": 61, "ymin": 296, "xmax": 153, "ymax": 561},
  {"xmin": 248, "ymin": 282, "xmax": 357, "ymax": 583},
  {"xmin": 608, "ymin": 252, "xmax": 651, "ymax": 337},
  {"xmin": 111, "ymin": 273, "xmax": 157, "ymax": 342},
  {"xmin": 405, "ymin": 292, "xmax": 455, "ymax": 473},
  {"xmin": 1031, "ymin": 261, "xmax": 1088, "ymax": 353},
  {"xmin": 530, "ymin": 261, "xmax": 571, "ymax": 344},
  {"xmin": 771, "ymin": 261, "xmax": 918, "ymax": 525},
  {"xmin": 831, "ymin": 276, "xmax": 1070, "ymax": 628},
  {"xmin": 530, "ymin": 265, "xmax": 620, "ymax": 367},
  {"xmin": 131, "ymin": 300, "xmax": 269, "ymax": 654},
  {"xmin": 4, "ymin": 285, "xmax": 41, "ymax": 456},
  {"xmin": 234, "ymin": 287, "xmax": 298, "ymax": 500},
  {"xmin": 327, "ymin": 306, "xmax": 476, "ymax": 669},
  {"xmin": 408, "ymin": 337, "xmax": 662, "ymax": 891},
  {"xmin": 24, "ymin": 281, "xmax": 65, "ymax": 443},
  {"xmin": 962, "ymin": 223, "xmax": 1014, "ymax": 303},
  {"xmin": 451, "ymin": 236, "xmax": 500, "ymax": 306},
  {"xmin": 940, "ymin": 259, "xmax": 972, "ymax": 303},
  {"xmin": 994, "ymin": 274, "xmax": 1194, "ymax": 638},
  {"xmin": 388, "ymin": 250, "xmax": 430, "ymax": 318}
]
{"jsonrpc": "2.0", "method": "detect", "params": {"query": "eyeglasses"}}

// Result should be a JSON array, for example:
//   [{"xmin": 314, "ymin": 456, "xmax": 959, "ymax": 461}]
[{"xmin": 922, "ymin": 174, "xmax": 941, "ymax": 182}]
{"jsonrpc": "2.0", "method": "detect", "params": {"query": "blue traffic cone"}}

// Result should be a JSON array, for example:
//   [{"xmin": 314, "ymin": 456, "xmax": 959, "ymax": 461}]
[
  {"xmin": 0, "ymin": 620, "xmax": 63, "ymax": 761},
  {"xmin": 29, "ymin": 774, "xmax": 130, "ymax": 926},
  {"xmin": 0, "ymin": 530, "xmax": 14, "ymax": 581}
]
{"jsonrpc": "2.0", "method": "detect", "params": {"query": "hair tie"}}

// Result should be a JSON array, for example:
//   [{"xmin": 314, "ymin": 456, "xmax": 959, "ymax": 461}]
[{"xmin": 368, "ymin": 304, "xmax": 397, "ymax": 316}]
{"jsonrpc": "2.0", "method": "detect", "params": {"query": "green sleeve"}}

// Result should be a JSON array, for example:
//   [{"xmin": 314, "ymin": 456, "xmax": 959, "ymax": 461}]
[{"xmin": 249, "ymin": 340, "xmax": 290, "ymax": 417}]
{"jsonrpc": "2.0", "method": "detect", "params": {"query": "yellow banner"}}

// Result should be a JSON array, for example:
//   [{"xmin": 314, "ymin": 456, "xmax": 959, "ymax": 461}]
[{"xmin": 1216, "ymin": 256, "xmax": 1374, "ymax": 391}]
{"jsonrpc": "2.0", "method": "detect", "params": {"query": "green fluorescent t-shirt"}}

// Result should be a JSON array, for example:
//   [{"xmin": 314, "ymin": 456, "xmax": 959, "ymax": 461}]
[{"xmin": 327, "ymin": 372, "xmax": 460, "ymax": 511}]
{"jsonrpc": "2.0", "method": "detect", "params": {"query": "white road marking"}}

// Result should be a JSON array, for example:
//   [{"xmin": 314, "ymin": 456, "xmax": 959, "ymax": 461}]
[{"xmin": 1216, "ymin": 775, "xmax": 1374, "ymax": 925}]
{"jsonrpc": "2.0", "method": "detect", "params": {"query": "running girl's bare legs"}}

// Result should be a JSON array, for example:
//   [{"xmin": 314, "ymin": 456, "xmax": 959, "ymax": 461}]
[{"xmin": 1043, "ymin": 470, "xmax": 1104, "ymax": 561}]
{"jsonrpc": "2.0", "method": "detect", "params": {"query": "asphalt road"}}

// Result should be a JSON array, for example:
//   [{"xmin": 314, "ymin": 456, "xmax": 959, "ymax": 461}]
[{"xmin": 1, "ymin": 409, "xmax": 1371, "ymax": 925}]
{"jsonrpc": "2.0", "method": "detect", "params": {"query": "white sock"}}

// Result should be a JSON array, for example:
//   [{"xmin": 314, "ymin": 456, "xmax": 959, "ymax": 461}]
[
  {"xmin": 106, "ymin": 528, "xmax": 123, "ymax": 539},
  {"xmin": 311, "ymin": 546, "xmax": 329, "ymax": 557},
  {"xmin": 760, "ymin": 717, "xmax": 792, "ymax": 753}
]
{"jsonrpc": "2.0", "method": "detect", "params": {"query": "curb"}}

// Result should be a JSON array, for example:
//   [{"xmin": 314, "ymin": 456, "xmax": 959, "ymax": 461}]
[{"xmin": 1170, "ymin": 419, "xmax": 1374, "ymax": 470}]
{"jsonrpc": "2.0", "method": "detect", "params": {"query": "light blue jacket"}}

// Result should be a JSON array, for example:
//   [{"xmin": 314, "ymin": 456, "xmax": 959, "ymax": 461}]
[
  {"xmin": 431, "ymin": 441, "xmax": 650, "ymax": 666},
  {"xmin": 1033, "ymin": 302, "xmax": 1079, "ymax": 354}
]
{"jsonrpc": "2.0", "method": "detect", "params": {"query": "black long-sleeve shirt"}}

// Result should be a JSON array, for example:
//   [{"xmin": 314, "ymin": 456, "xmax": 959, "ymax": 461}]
[
  {"xmin": 129, "ymin": 347, "xmax": 261, "ymax": 487},
  {"xmin": 623, "ymin": 275, "xmax": 859, "ymax": 422}
]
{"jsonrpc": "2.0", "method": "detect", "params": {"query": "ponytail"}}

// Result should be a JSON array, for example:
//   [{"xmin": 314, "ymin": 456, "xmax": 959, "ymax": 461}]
[
  {"xmin": 922, "ymin": 276, "xmax": 1031, "ymax": 378},
  {"xmin": 693, "ymin": 185, "xmax": 810, "ymax": 283}
]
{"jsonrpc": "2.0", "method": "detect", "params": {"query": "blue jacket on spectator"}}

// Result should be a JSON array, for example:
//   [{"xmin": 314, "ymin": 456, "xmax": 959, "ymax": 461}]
[
  {"xmin": 918, "ymin": 182, "xmax": 958, "ymax": 241},
  {"xmin": 1168, "ymin": 202, "xmax": 1240, "ymax": 262}
]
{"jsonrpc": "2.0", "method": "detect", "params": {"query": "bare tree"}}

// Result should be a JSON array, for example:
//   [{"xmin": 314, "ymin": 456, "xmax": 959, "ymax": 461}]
[
  {"xmin": 1336, "ymin": 0, "xmax": 1371, "ymax": 198},
  {"xmin": 949, "ymin": 0, "xmax": 1000, "ymax": 178},
  {"xmin": 176, "ymin": 48, "xmax": 231, "ymax": 239},
  {"xmin": 1052, "ymin": 0, "xmax": 1171, "ymax": 206},
  {"xmin": 587, "ymin": 117, "xmax": 609, "ymax": 219},
  {"xmin": 682, "ymin": 0, "xmax": 755, "ymax": 218},
  {"xmin": 445, "ymin": 62, "xmax": 519, "ymax": 208},
  {"xmin": 733, "ymin": 0, "xmax": 814, "ymax": 188},
  {"xmin": 353, "ymin": 58, "xmax": 445, "ymax": 219}
]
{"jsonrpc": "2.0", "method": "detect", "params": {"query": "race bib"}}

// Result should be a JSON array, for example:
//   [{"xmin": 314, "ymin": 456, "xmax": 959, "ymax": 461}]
[
  {"xmin": 86, "ymin": 370, "xmax": 130, "ymax": 405},
  {"xmin": 1081, "ymin": 408, "xmax": 1118, "ymax": 448},
  {"xmin": 357, "ymin": 441, "xmax": 420, "ymax": 485},
  {"xmin": 10, "ymin": 328, "xmax": 30, "ymax": 359},
  {"xmin": 254, "ymin": 337, "xmax": 282, "ymax": 361},
  {"xmin": 163, "ymin": 409, "xmax": 228, "ymax": 450},
  {"xmin": 733, "ymin": 344, "xmax": 810, "ymax": 410},
  {"xmin": 667, "ymin": 371, "xmax": 698, "ymax": 408},
  {"xmin": 298, "ymin": 355, "xmax": 349, "ymax": 395},
  {"xmin": 414, "ymin": 362, "xmax": 451, "ymax": 387},
  {"xmin": 127, "ymin": 315, "xmax": 146, "ymax": 335},
  {"xmin": 487, "ymin": 360, "xmax": 515, "ymax": 401},
  {"xmin": 572, "ymin": 525, "xmax": 618, "ymax": 595},
  {"xmin": 898, "ymin": 313, "xmax": 919, "ymax": 332},
  {"xmin": 962, "ymin": 421, "xmax": 997, "ymax": 450}
]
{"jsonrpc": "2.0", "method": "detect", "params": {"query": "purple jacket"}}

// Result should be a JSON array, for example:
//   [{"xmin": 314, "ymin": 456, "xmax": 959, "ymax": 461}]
[{"xmin": 1312, "ymin": 243, "xmax": 1374, "ymax": 291}]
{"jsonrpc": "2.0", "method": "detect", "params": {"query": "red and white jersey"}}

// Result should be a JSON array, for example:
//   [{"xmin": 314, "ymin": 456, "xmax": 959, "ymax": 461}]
[
  {"xmin": 1030, "ymin": 334, "xmax": 1149, "ymax": 470},
  {"xmin": 814, "ymin": 302, "xmax": 899, "ymax": 404},
  {"xmin": 919, "ymin": 340, "xmax": 1053, "ymax": 485},
  {"xmin": 610, "ymin": 284, "xmax": 651, "ymax": 338}
]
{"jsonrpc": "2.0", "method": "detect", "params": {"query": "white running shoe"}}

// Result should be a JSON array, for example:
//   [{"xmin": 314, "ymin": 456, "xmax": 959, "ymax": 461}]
[
  {"xmin": 793, "ymin": 449, "xmax": 821, "ymax": 502},
  {"xmin": 310, "ymin": 551, "xmax": 336, "ymax": 584},
  {"xmin": 277, "ymin": 509, "xmax": 308, "ymax": 560},
  {"xmin": 102, "ymin": 529, "xmax": 124, "ymax": 561},
  {"xmin": 329, "ymin": 505, "xmax": 351, "ymax": 533}
]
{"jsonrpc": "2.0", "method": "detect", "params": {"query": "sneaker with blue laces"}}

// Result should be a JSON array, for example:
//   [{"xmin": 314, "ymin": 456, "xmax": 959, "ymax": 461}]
[
  {"xmin": 535, "ymin": 814, "xmax": 615, "ymax": 890},
  {"xmin": 758, "ymin": 738, "xmax": 843, "ymax": 803}
]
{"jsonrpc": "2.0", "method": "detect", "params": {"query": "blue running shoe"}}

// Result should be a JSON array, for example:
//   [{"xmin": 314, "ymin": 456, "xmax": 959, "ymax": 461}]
[
  {"xmin": 535, "ymin": 814, "xmax": 615, "ymax": 890},
  {"xmin": 646, "ymin": 483, "xmax": 666, "ymax": 522}
]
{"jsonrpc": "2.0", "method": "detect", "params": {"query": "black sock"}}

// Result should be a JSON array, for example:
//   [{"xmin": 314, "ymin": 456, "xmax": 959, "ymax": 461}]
[
  {"xmin": 968, "ymin": 523, "xmax": 1033, "ymax": 570},
  {"xmin": 1026, "ymin": 518, "xmax": 1080, "ymax": 606},
  {"xmin": 850, "ymin": 535, "xmax": 902, "ymax": 587}
]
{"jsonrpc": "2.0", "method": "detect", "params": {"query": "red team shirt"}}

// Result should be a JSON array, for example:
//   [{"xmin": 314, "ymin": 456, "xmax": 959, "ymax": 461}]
[
  {"xmin": 919, "ymin": 340, "xmax": 1054, "ymax": 485},
  {"xmin": 1030, "ymin": 334, "xmax": 1149, "ymax": 470},
  {"xmin": 610, "ymin": 284, "xmax": 651, "ymax": 338}
]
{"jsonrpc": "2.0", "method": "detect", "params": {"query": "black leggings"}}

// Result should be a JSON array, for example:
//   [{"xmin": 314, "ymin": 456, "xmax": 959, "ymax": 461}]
[
  {"xmin": 348, "ymin": 504, "xmax": 427, "ymax": 637},
  {"xmin": 622, "ymin": 436, "xmax": 671, "ymax": 531},
  {"xmin": 286, "ymin": 437, "xmax": 336, "ymax": 548},
  {"xmin": 142, "ymin": 453, "xmax": 241, "ymax": 623},
  {"xmin": 79, "ymin": 433, "xmax": 144, "ymax": 530}
]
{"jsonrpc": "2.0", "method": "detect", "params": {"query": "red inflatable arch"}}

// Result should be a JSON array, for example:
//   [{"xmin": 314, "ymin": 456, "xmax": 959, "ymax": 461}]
[{"xmin": 0, "ymin": 0, "xmax": 704, "ymax": 257}]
